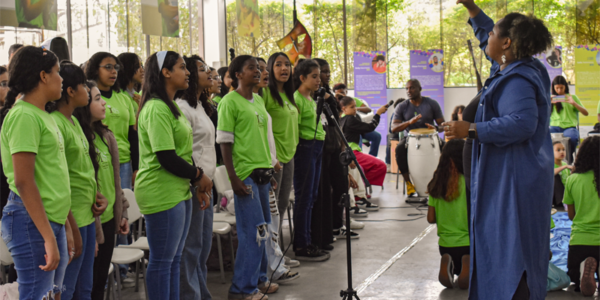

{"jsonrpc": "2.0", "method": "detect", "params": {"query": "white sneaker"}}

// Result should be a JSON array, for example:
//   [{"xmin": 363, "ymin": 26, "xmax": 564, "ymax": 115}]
[
  {"xmin": 284, "ymin": 256, "xmax": 300, "ymax": 268},
  {"xmin": 350, "ymin": 218, "xmax": 365, "ymax": 229},
  {"xmin": 350, "ymin": 207, "xmax": 368, "ymax": 218}
]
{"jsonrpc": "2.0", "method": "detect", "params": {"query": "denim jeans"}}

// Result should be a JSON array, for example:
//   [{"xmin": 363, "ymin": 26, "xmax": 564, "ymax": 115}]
[
  {"xmin": 229, "ymin": 177, "xmax": 270, "ymax": 295},
  {"xmin": 266, "ymin": 188, "xmax": 288, "ymax": 280},
  {"xmin": 293, "ymin": 139, "xmax": 324, "ymax": 250},
  {"xmin": 549, "ymin": 126, "xmax": 579, "ymax": 161},
  {"xmin": 62, "ymin": 222, "xmax": 96, "ymax": 300},
  {"xmin": 1, "ymin": 191, "xmax": 69, "ymax": 300},
  {"xmin": 145, "ymin": 199, "xmax": 192, "ymax": 300},
  {"xmin": 180, "ymin": 188, "xmax": 214, "ymax": 300},
  {"xmin": 360, "ymin": 130, "xmax": 382, "ymax": 157}
]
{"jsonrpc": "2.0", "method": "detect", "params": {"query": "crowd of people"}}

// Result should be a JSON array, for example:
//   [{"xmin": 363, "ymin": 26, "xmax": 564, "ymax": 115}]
[{"xmin": 0, "ymin": 0, "xmax": 599, "ymax": 299}]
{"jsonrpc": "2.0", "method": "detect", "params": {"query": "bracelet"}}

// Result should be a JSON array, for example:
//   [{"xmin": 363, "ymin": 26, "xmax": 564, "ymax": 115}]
[{"xmin": 193, "ymin": 167, "xmax": 204, "ymax": 183}]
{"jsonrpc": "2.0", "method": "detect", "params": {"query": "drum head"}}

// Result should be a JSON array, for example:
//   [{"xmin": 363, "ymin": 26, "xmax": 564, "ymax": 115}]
[{"xmin": 409, "ymin": 128, "xmax": 436, "ymax": 135}]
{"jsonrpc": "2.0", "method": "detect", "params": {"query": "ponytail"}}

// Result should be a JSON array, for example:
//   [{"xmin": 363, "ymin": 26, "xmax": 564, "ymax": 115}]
[{"xmin": 0, "ymin": 90, "xmax": 19, "ymax": 126}]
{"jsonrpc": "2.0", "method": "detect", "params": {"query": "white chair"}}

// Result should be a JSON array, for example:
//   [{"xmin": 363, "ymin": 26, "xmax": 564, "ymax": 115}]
[
  {"xmin": 119, "ymin": 189, "xmax": 148, "ymax": 251},
  {"xmin": 213, "ymin": 166, "xmax": 237, "ymax": 226},
  {"xmin": 105, "ymin": 263, "xmax": 118, "ymax": 300},
  {"xmin": 212, "ymin": 221, "xmax": 233, "ymax": 283},
  {"xmin": 0, "ymin": 220, "xmax": 14, "ymax": 284}
]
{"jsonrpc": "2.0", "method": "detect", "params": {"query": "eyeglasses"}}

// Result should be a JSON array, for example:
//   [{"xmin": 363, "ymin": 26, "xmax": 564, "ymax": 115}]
[
  {"xmin": 210, "ymin": 76, "xmax": 221, "ymax": 81},
  {"xmin": 0, "ymin": 81, "xmax": 7, "ymax": 88},
  {"xmin": 100, "ymin": 64, "xmax": 121, "ymax": 72}
]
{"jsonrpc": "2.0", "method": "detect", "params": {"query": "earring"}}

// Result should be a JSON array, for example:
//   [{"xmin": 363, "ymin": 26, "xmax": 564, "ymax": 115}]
[{"xmin": 502, "ymin": 54, "xmax": 506, "ymax": 64}]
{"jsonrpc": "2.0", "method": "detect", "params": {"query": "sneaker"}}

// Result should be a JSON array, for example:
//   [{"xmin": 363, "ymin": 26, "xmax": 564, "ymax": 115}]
[
  {"xmin": 350, "ymin": 206, "xmax": 368, "ymax": 218},
  {"xmin": 407, "ymin": 182, "xmax": 419, "ymax": 198},
  {"xmin": 457, "ymin": 255, "xmax": 470, "ymax": 290},
  {"xmin": 276, "ymin": 270, "xmax": 300, "ymax": 284},
  {"xmin": 228, "ymin": 291, "xmax": 268, "ymax": 300},
  {"xmin": 333, "ymin": 237, "xmax": 337, "ymax": 242},
  {"xmin": 580, "ymin": 257, "xmax": 598, "ymax": 297},
  {"xmin": 333, "ymin": 227, "xmax": 360, "ymax": 239},
  {"xmin": 284, "ymin": 256, "xmax": 300, "ymax": 268},
  {"xmin": 258, "ymin": 281, "xmax": 279, "ymax": 294},
  {"xmin": 350, "ymin": 218, "xmax": 365, "ymax": 229},
  {"xmin": 322, "ymin": 244, "xmax": 334, "ymax": 251},
  {"xmin": 439, "ymin": 253, "xmax": 454, "ymax": 289},
  {"xmin": 295, "ymin": 245, "xmax": 330, "ymax": 262},
  {"xmin": 356, "ymin": 198, "xmax": 379, "ymax": 211}
]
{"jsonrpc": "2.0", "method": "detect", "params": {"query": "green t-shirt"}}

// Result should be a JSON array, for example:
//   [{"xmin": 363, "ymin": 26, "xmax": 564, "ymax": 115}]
[
  {"xmin": 294, "ymin": 91, "xmax": 326, "ymax": 141},
  {"xmin": 52, "ymin": 112, "xmax": 97, "ymax": 228},
  {"xmin": 217, "ymin": 92, "xmax": 272, "ymax": 181},
  {"xmin": 550, "ymin": 94, "xmax": 584, "ymax": 129},
  {"xmin": 263, "ymin": 88, "xmax": 299, "ymax": 163},
  {"xmin": 122, "ymin": 91, "xmax": 140, "ymax": 114},
  {"xmin": 101, "ymin": 91, "xmax": 136, "ymax": 164},
  {"xmin": 428, "ymin": 175, "xmax": 470, "ymax": 248},
  {"xmin": 212, "ymin": 95, "xmax": 223, "ymax": 104},
  {"xmin": 562, "ymin": 171, "xmax": 600, "ymax": 246},
  {"xmin": 555, "ymin": 161, "xmax": 571, "ymax": 186},
  {"xmin": 94, "ymin": 133, "xmax": 116, "ymax": 224},
  {"xmin": 353, "ymin": 97, "xmax": 364, "ymax": 108},
  {"xmin": 349, "ymin": 142, "xmax": 361, "ymax": 152},
  {"xmin": 597, "ymin": 99, "xmax": 600, "ymax": 114},
  {"xmin": 135, "ymin": 99, "xmax": 193, "ymax": 215},
  {"xmin": 0, "ymin": 100, "xmax": 71, "ymax": 224},
  {"xmin": 15, "ymin": 0, "xmax": 56, "ymax": 30}
]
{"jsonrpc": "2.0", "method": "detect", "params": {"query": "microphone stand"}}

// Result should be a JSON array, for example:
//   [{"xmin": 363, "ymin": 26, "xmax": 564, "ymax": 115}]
[{"xmin": 321, "ymin": 100, "xmax": 368, "ymax": 300}]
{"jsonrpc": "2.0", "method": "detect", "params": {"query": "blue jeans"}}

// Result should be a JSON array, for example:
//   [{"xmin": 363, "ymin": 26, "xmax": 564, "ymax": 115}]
[
  {"xmin": 180, "ymin": 188, "xmax": 214, "ymax": 299},
  {"xmin": 293, "ymin": 139, "xmax": 323, "ymax": 250},
  {"xmin": 360, "ymin": 131, "xmax": 382, "ymax": 157},
  {"xmin": 1, "ymin": 191, "xmax": 69, "ymax": 299},
  {"xmin": 145, "ymin": 199, "xmax": 192, "ymax": 300},
  {"xmin": 62, "ymin": 223, "xmax": 96, "ymax": 300},
  {"xmin": 229, "ymin": 177, "xmax": 271, "ymax": 295},
  {"xmin": 549, "ymin": 126, "xmax": 579, "ymax": 161}
]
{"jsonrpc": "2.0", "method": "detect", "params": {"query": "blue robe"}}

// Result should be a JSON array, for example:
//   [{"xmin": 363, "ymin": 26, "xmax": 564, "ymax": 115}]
[{"xmin": 468, "ymin": 11, "xmax": 554, "ymax": 300}]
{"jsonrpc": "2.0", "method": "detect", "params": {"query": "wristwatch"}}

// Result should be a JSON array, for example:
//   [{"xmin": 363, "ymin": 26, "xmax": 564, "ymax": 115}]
[{"xmin": 468, "ymin": 123, "xmax": 477, "ymax": 139}]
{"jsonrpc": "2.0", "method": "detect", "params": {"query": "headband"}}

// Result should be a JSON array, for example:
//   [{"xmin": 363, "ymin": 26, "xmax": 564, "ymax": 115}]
[{"xmin": 157, "ymin": 51, "xmax": 168, "ymax": 71}]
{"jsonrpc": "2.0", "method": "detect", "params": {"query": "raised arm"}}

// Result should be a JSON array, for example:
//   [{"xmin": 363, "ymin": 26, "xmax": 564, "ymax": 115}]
[{"xmin": 459, "ymin": 0, "xmax": 497, "ymax": 68}]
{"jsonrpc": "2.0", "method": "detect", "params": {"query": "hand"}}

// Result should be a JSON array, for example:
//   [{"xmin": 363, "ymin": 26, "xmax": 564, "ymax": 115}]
[
  {"xmin": 73, "ymin": 226, "xmax": 83, "ymax": 259},
  {"xmin": 456, "ymin": 0, "xmax": 475, "ymax": 6},
  {"xmin": 65, "ymin": 226, "xmax": 74, "ymax": 265},
  {"xmin": 132, "ymin": 93, "xmax": 141, "ymax": 105},
  {"xmin": 564, "ymin": 165, "xmax": 574, "ymax": 171},
  {"xmin": 131, "ymin": 170, "xmax": 138, "ymax": 189},
  {"xmin": 270, "ymin": 177, "xmax": 278, "ymax": 190},
  {"xmin": 231, "ymin": 176, "xmax": 250, "ymax": 196},
  {"xmin": 376, "ymin": 105, "xmax": 388, "ymax": 115},
  {"xmin": 274, "ymin": 161, "xmax": 282, "ymax": 173},
  {"xmin": 348, "ymin": 174, "xmax": 358, "ymax": 189},
  {"xmin": 409, "ymin": 114, "xmax": 422, "ymax": 125},
  {"xmin": 349, "ymin": 161, "xmax": 357, "ymax": 169},
  {"xmin": 40, "ymin": 238, "xmax": 60, "ymax": 271},
  {"xmin": 565, "ymin": 95, "xmax": 576, "ymax": 105},
  {"xmin": 95, "ymin": 241, "xmax": 99, "ymax": 258},
  {"xmin": 441, "ymin": 121, "xmax": 471, "ymax": 140},
  {"xmin": 195, "ymin": 186, "xmax": 210, "ymax": 211},
  {"xmin": 119, "ymin": 218, "xmax": 130, "ymax": 235},
  {"xmin": 425, "ymin": 123, "xmax": 437, "ymax": 130},
  {"xmin": 92, "ymin": 193, "xmax": 108, "ymax": 217}
]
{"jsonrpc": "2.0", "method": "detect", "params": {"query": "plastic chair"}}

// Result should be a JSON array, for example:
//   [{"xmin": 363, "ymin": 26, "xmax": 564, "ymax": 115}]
[
  {"xmin": 105, "ymin": 263, "xmax": 118, "ymax": 300},
  {"xmin": 212, "ymin": 221, "xmax": 233, "ymax": 283},
  {"xmin": 0, "ymin": 220, "xmax": 13, "ymax": 284},
  {"xmin": 212, "ymin": 166, "xmax": 237, "ymax": 226}
]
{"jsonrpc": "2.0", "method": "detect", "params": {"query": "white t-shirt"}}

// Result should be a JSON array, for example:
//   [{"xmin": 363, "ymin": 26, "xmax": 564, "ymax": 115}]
[{"xmin": 176, "ymin": 99, "xmax": 217, "ymax": 179}]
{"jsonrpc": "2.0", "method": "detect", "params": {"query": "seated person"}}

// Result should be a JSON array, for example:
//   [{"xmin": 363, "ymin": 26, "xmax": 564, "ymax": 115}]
[
  {"xmin": 563, "ymin": 136, "xmax": 599, "ymax": 297},
  {"xmin": 553, "ymin": 141, "xmax": 572, "ymax": 207},
  {"xmin": 339, "ymin": 95, "xmax": 388, "ymax": 190},
  {"xmin": 427, "ymin": 139, "xmax": 469, "ymax": 290},
  {"xmin": 392, "ymin": 79, "xmax": 445, "ymax": 197}
]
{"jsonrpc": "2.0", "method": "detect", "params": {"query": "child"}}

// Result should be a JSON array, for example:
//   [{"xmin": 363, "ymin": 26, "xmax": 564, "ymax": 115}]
[
  {"xmin": 426, "ymin": 139, "xmax": 469, "ymax": 290},
  {"xmin": 563, "ymin": 136, "xmax": 600, "ymax": 297},
  {"xmin": 553, "ymin": 141, "xmax": 572, "ymax": 207}
]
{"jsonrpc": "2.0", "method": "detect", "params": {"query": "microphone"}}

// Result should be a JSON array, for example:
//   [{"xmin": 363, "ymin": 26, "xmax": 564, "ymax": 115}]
[{"xmin": 315, "ymin": 87, "xmax": 326, "ymax": 126}]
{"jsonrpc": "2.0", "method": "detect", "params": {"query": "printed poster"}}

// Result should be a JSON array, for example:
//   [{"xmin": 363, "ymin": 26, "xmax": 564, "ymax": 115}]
[
  {"xmin": 0, "ymin": 0, "xmax": 57, "ymax": 30},
  {"xmin": 142, "ymin": 0, "xmax": 180, "ymax": 37},
  {"xmin": 575, "ymin": 45, "xmax": 600, "ymax": 127},
  {"xmin": 409, "ymin": 49, "xmax": 445, "ymax": 117},
  {"xmin": 535, "ymin": 45, "xmax": 563, "ymax": 81},
  {"xmin": 353, "ymin": 51, "xmax": 388, "ymax": 144},
  {"xmin": 237, "ymin": 0, "xmax": 260, "ymax": 37}
]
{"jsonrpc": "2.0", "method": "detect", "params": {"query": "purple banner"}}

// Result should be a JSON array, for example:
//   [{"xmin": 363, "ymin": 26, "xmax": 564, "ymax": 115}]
[
  {"xmin": 353, "ymin": 51, "xmax": 388, "ymax": 145},
  {"xmin": 535, "ymin": 45, "xmax": 563, "ymax": 81},
  {"xmin": 409, "ymin": 50, "xmax": 444, "ymax": 113}
]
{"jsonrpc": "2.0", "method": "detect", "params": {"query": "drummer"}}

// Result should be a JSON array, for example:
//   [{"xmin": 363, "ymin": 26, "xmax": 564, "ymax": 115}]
[{"xmin": 391, "ymin": 79, "xmax": 445, "ymax": 197}]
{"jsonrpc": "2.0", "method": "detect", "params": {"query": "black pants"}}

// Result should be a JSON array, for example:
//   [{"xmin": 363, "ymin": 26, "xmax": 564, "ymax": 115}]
[
  {"xmin": 553, "ymin": 175, "xmax": 565, "ymax": 207},
  {"xmin": 512, "ymin": 273, "xmax": 530, "ymax": 300},
  {"xmin": 463, "ymin": 138, "xmax": 473, "ymax": 234},
  {"xmin": 439, "ymin": 246, "xmax": 470, "ymax": 275},
  {"xmin": 567, "ymin": 245, "xmax": 600, "ymax": 287},
  {"xmin": 91, "ymin": 220, "xmax": 116, "ymax": 300},
  {"xmin": 394, "ymin": 137, "xmax": 410, "ymax": 175}
]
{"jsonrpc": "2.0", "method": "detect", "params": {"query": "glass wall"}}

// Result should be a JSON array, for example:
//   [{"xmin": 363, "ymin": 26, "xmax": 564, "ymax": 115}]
[
  {"xmin": 226, "ymin": 0, "xmax": 599, "ymax": 88},
  {"xmin": 0, "ymin": 0, "xmax": 202, "ymax": 66}
]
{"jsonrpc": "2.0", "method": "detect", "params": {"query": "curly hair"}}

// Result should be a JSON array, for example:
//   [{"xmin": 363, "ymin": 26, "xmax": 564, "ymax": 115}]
[
  {"xmin": 427, "ymin": 139, "xmax": 465, "ymax": 202},
  {"xmin": 497, "ymin": 13, "xmax": 554, "ymax": 60},
  {"xmin": 174, "ymin": 55, "xmax": 213, "ymax": 116},
  {"xmin": 572, "ymin": 136, "xmax": 599, "ymax": 198}
]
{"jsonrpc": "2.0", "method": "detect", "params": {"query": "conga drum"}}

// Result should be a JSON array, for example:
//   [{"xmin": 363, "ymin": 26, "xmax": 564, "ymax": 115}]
[{"xmin": 406, "ymin": 128, "xmax": 442, "ymax": 197}]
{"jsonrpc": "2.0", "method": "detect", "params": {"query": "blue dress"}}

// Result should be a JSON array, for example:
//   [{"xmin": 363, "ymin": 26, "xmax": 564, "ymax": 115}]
[{"xmin": 468, "ymin": 11, "xmax": 554, "ymax": 300}]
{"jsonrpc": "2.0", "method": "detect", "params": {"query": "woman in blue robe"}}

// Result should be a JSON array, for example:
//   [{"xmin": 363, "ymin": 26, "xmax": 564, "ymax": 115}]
[{"xmin": 443, "ymin": 1, "xmax": 555, "ymax": 299}]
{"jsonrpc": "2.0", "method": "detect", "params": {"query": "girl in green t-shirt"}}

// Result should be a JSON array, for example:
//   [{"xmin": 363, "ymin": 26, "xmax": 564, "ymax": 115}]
[
  {"xmin": 117, "ymin": 52, "xmax": 145, "ymax": 115},
  {"xmin": 564, "ymin": 136, "xmax": 600, "ymax": 297},
  {"xmin": 0, "ymin": 46, "xmax": 72, "ymax": 299},
  {"xmin": 136, "ymin": 51, "xmax": 212, "ymax": 300},
  {"xmin": 552, "ymin": 141, "xmax": 572, "ymax": 207},
  {"xmin": 47, "ymin": 61, "xmax": 108, "ymax": 300},
  {"xmin": 73, "ymin": 80, "xmax": 131, "ymax": 299},
  {"xmin": 426, "ymin": 139, "xmax": 470, "ymax": 290},
  {"xmin": 549, "ymin": 76, "xmax": 589, "ymax": 161},
  {"xmin": 211, "ymin": 66, "xmax": 231, "ymax": 104}
]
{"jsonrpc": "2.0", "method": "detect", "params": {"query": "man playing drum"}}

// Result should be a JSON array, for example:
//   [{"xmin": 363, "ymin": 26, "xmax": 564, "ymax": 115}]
[{"xmin": 392, "ymin": 79, "xmax": 445, "ymax": 197}]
